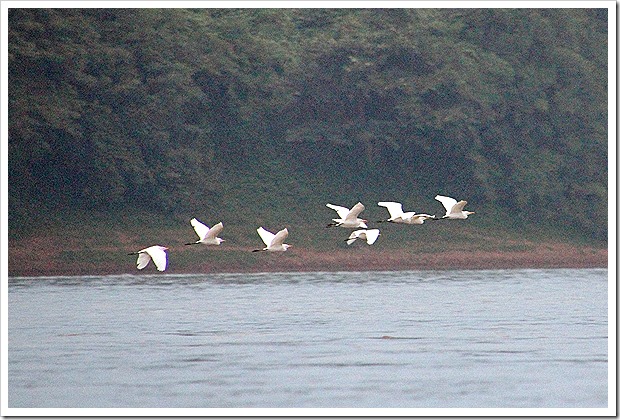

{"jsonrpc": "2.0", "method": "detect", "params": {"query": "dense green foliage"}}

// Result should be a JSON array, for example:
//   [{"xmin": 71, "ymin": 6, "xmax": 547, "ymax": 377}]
[{"xmin": 9, "ymin": 8, "xmax": 608, "ymax": 240}]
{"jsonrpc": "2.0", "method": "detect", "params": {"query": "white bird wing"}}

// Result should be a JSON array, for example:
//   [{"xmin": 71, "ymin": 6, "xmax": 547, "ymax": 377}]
[
  {"xmin": 401, "ymin": 211, "xmax": 417, "ymax": 220},
  {"xmin": 378, "ymin": 201, "xmax": 404, "ymax": 219},
  {"xmin": 412, "ymin": 213, "xmax": 433, "ymax": 221},
  {"xmin": 146, "ymin": 247, "xmax": 168, "ymax": 271},
  {"xmin": 365, "ymin": 229, "xmax": 380, "ymax": 245},
  {"xmin": 326, "ymin": 203, "xmax": 351, "ymax": 220},
  {"xmin": 190, "ymin": 218, "xmax": 210, "ymax": 240},
  {"xmin": 344, "ymin": 202, "xmax": 365, "ymax": 221},
  {"xmin": 435, "ymin": 195, "xmax": 458, "ymax": 213},
  {"xmin": 136, "ymin": 252, "xmax": 152, "ymax": 270},
  {"xmin": 270, "ymin": 228, "xmax": 289, "ymax": 247},
  {"xmin": 451, "ymin": 200, "xmax": 468, "ymax": 214},
  {"xmin": 257, "ymin": 227, "xmax": 276, "ymax": 247},
  {"xmin": 346, "ymin": 230, "xmax": 363, "ymax": 245},
  {"xmin": 205, "ymin": 222, "xmax": 224, "ymax": 239}
]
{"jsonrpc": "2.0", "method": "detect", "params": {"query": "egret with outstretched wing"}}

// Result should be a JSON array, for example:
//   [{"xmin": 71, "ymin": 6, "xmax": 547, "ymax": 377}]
[
  {"xmin": 377, "ymin": 201, "xmax": 436, "ymax": 225},
  {"xmin": 128, "ymin": 245, "xmax": 169, "ymax": 271},
  {"xmin": 346, "ymin": 229, "xmax": 381, "ymax": 245},
  {"xmin": 326, "ymin": 202, "xmax": 368, "ymax": 228},
  {"xmin": 186, "ymin": 218, "xmax": 225, "ymax": 245},
  {"xmin": 253, "ymin": 227, "xmax": 291, "ymax": 252},
  {"xmin": 435, "ymin": 195, "xmax": 475, "ymax": 219}
]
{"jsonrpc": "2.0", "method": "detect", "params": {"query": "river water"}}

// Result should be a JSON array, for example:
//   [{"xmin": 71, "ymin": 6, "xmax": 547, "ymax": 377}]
[{"xmin": 7, "ymin": 269, "xmax": 608, "ymax": 410}]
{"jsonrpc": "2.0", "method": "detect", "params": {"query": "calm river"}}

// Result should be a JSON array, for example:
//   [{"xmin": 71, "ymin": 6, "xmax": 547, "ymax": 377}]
[{"xmin": 8, "ymin": 269, "xmax": 608, "ymax": 409}]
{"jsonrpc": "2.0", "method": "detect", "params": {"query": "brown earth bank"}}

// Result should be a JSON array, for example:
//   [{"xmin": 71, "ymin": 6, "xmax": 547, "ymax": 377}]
[{"xmin": 8, "ymin": 239, "xmax": 608, "ymax": 277}]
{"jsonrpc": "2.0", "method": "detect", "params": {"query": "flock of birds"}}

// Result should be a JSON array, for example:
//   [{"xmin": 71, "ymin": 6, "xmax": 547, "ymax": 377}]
[{"xmin": 128, "ymin": 194, "xmax": 475, "ymax": 272}]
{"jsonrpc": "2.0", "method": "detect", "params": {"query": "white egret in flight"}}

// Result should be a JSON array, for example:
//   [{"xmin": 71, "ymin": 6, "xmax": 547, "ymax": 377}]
[
  {"xmin": 377, "ymin": 201, "xmax": 436, "ymax": 224},
  {"xmin": 435, "ymin": 195, "xmax": 475, "ymax": 219},
  {"xmin": 345, "ymin": 229, "xmax": 381, "ymax": 245},
  {"xmin": 253, "ymin": 227, "xmax": 291, "ymax": 252},
  {"xmin": 326, "ymin": 202, "xmax": 368, "ymax": 228},
  {"xmin": 128, "ymin": 245, "xmax": 169, "ymax": 271},
  {"xmin": 185, "ymin": 218, "xmax": 225, "ymax": 245}
]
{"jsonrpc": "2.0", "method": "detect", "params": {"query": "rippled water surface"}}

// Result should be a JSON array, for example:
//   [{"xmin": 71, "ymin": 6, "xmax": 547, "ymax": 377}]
[{"xmin": 8, "ymin": 269, "xmax": 608, "ymax": 408}]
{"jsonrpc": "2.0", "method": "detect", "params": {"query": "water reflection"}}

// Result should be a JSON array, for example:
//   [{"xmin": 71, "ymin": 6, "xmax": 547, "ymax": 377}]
[{"xmin": 9, "ymin": 268, "xmax": 609, "ymax": 287}]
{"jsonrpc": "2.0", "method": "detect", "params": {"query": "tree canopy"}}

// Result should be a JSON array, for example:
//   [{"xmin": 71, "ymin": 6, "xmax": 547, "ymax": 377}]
[{"xmin": 8, "ymin": 8, "xmax": 608, "ymax": 240}]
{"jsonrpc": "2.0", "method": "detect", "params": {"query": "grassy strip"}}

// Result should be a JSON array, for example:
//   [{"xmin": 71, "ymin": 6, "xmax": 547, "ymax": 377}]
[{"xmin": 8, "ymin": 208, "xmax": 607, "ymax": 276}]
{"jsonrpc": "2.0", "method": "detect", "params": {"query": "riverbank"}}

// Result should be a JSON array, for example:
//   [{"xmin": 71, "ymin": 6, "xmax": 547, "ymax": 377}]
[
  {"xmin": 8, "ymin": 236, "xmax": 607, "ymax": 277},
  {"xmin": 7, "ymin": 211, "xmax": 608, "ymax": 277}
]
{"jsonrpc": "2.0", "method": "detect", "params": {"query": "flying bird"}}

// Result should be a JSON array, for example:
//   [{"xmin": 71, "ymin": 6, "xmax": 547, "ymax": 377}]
[
  {"xmin": 128, "ymin": 245, "xmax": 169, "ymax": 271},
  {"xmin": 435, "ymin": 195, "xmax": 475, "ymax": 219},
  {"xmin": 185, "ymin": 218, "xmax": 225, "ymax": 245},
  {"xmin": 253, "ymin": 227, "xmax": 291, "ymax": 252},
  {"xmin": 326, "ymin": 202, "xmax": 368, "ymax": 228},
  {"xmin": 346, "ymin": 229, "xmax": 381, "ymax": 245},
  {"xmin": 377, "ymin": 201, "xmax": 436, "ymax": 224}
]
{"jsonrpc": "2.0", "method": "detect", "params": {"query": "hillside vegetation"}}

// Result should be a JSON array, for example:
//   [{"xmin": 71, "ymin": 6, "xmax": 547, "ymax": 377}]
[{"xmin": 9, "ymin": 8, "xmax": 608, "ymax": 246}]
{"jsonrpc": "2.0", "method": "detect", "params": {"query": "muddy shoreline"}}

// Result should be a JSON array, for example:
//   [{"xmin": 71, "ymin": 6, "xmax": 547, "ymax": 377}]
[{"xmin": 8, "ymin": 242, "xmax": 608, "ymax": 277}]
